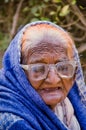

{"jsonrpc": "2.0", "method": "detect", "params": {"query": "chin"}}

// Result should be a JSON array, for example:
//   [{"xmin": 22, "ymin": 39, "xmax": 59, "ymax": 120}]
[
  {"xmin": 43, "ymin": 96, "xmax": 65, "ymax": 109},
  {"xmin": 38, "ymin": 89, "xmax": 66, "ymax": 109}
]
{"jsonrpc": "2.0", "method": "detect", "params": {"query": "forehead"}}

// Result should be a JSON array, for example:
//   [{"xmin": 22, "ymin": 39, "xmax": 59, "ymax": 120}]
[
  {"xmin": 27, "ymin": 42, "xmax": 68, "ymax": 64},
  {"xmin": 21, "ymin": 24, "xmax": 74, "ymax": 63}
]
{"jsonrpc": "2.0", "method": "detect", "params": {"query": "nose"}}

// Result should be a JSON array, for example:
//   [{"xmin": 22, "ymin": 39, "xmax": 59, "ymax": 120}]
[{"xmin": 45, "ymin": 67, "xmax": 61, "ymax": 84}]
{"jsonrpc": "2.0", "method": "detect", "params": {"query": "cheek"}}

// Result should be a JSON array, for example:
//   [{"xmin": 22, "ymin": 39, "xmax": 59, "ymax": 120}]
[
  {"xmin": 25, "ymin": 71, "xmax": 43, "ymax": 89},
  {"xmin": 62, "ymin": 78, "xmax": 74, "ymax": 94}
]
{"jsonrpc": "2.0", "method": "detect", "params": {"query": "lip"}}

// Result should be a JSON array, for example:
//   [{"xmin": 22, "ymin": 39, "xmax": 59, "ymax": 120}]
[
  {"xmin": 37, "ymin": 86, "xmax": 64, "ymax": 107},
  {"xmin": 38, "ymin": 87, "xmax": 63, "ymax": 93}
]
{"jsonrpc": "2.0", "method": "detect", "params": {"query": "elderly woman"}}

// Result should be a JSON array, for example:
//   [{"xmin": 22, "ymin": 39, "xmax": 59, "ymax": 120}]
[{"xmin": 0, "ymin": 21, "xmax": 86, "ymax": 130}]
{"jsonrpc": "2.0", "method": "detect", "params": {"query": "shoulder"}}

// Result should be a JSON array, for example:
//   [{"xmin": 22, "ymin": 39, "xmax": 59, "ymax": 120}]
[{"xmin": 0, "ymin": 112, "xmax": 32, "ymax": 130}]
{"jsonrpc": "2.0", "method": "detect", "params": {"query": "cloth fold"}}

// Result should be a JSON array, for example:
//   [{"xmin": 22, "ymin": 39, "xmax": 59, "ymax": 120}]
[{"xmin": 54, "ymin": 97, "xmax": 80, "ymax": 130}]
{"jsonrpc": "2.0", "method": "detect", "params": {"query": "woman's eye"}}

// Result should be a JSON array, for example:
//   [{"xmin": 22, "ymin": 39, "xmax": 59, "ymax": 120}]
[
  {"xmin": 58, "ymin": 66, "xmax": 68, "ymax": 71},
  {"xmin": 30, "ymin": 65, "xmax": 46, "ymax": 78},
  {"xmin": 32, "ymin": 65, "xmax": 45, "ymax": 74}
]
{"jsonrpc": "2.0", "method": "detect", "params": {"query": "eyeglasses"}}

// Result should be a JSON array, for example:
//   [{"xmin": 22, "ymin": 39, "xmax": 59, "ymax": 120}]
[{"xmin": 21, "ymin": 61, "xmax": 77, "ymax": 81}]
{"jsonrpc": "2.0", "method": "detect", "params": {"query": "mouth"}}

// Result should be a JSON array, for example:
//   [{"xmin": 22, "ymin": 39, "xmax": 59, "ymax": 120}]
[
  {"xmin": 37, "ymin": 86, "xmax": 64, "ymax": 106},
  {"xmin": 38, "ymin": 87, "xmax": 63, "ymax": 93}
]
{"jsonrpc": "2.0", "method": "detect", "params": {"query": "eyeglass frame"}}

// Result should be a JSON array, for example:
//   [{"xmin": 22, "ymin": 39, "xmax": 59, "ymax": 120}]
[{"xmin": 20, "ymin": 61, "xmax": 77, "ymax": 81}]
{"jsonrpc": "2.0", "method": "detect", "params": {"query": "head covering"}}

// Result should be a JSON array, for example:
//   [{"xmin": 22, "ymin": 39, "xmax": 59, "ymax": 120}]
[{"xmin": 0, "ymin": 21, "xmax": 86, "ymax": 130}]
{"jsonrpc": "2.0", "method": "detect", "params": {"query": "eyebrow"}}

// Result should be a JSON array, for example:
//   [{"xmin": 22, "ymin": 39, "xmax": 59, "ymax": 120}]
[
  {"xmin": 28, "ymin": 57, "xmax": 69, "ymax": 64},
  {"xmin": 29, "ymin": 57, "xmax": 48, "ymax": 64}
]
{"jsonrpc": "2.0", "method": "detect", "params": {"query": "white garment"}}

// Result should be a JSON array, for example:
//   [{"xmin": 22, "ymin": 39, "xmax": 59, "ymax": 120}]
[{"xmin": 54, "ymin": 97, "xmax": 81, "ymax": 130}]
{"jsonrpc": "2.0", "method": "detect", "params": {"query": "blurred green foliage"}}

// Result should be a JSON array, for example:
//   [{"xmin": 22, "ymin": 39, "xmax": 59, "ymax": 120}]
[
  {"xmin": 0, "ymin": 33, "xmax": 10, "ymax": 51},
  {"xmin": 0, "ymin": 0, "xmax": 86, "ymax": 51}
]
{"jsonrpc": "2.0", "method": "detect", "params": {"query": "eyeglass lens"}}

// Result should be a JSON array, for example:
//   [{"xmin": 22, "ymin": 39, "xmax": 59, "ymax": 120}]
[
  {"xmin": 56, "ymin": 62, "xmax": 74, "ymax": 77},
  {"xmin": 30, "ymin": 64, "xmax": 47, "ymax": 79}
]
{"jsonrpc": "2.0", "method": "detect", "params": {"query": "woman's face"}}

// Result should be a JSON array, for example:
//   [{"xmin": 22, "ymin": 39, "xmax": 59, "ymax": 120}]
[{"xmin": 25, "ymin": 42, "xmax": 75, "ymax": 109}]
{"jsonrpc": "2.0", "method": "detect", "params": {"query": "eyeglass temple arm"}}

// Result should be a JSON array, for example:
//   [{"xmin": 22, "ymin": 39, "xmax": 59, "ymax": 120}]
[{"xmin": 20, "ymin": 64, "xmax": 29, "ymax": 70}]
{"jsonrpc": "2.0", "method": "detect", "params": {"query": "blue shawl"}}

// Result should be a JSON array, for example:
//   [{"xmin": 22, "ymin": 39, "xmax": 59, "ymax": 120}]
[{"xmin": 0, "ymin": 21, "xmax": 86, "ymax": 130}]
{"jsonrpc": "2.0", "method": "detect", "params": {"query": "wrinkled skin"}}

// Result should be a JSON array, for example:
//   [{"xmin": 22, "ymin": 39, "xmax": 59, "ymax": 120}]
[{"xmin": 25, "ymin": 42, "xmax": 75, "ymax": 110}]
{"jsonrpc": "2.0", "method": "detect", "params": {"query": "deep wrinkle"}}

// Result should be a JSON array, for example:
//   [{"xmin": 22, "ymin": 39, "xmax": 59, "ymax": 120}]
[
  {"xmin": 27, "ymin": 42, "xmax": 68, "ymax": 64},
  {"xmin": 60, "ymin": 78, "xmax": 73, "ymax": 96}
]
